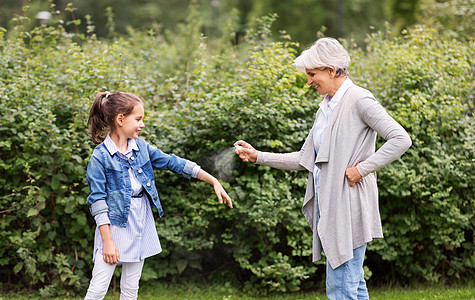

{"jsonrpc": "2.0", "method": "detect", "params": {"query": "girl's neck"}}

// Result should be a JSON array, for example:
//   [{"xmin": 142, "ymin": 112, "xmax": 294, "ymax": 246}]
[{"xmin": 109, "ymin": 131, "xmax": 129, "ymax": 154}]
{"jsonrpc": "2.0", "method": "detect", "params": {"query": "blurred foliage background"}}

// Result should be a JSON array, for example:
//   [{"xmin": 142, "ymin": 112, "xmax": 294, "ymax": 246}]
[
  {"xmin": 2, "ymin": 0, "xmax": 473, "ymax": 47},
  {"xmin": 0, "ymin": 0, "xmax": 473, "ymax": 298}
]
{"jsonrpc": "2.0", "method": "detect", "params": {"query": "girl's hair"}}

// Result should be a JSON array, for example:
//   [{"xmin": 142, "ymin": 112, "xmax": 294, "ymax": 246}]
[
  {"xmin": 87, "ymin": 92, "xmax": 144, "ymax": 144},
  {"xmin": 294, "ymin": 37, "xmax": 350, "ymax": 77}
]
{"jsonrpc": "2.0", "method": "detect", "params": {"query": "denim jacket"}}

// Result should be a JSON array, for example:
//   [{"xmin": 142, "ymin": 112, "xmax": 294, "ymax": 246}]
[{"xmin": 86, "ymin": 137, "xmax": 197, "ymax": 227}]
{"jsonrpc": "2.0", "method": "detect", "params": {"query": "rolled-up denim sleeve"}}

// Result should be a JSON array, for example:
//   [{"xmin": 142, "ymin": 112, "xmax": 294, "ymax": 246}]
[
  {"xmin": 182, "ymin": 160, "xmax": 200, "ymax": 179},
  {"xmin": 90, "ymin": 200, "xmax": 108, "ymax": 217},
  {"xmin": 191, "ymin": 165, "xmax": 201, "ymax": 178},
  {"xmin": 86, "ymin": 153, "xmax": 109, "ymax": 217}
]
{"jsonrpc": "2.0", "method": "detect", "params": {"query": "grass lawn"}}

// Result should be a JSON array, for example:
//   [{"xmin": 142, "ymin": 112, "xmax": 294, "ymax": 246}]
[{"xmin": 1, "ymin": 282, "xmax": 474, "ymax": 299}]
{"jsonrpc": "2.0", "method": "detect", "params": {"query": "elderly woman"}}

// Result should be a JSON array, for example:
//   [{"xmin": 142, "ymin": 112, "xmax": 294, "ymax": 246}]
[{"xmin": 235, "ymin": 37, "xmax": 411, "ymax": 299}]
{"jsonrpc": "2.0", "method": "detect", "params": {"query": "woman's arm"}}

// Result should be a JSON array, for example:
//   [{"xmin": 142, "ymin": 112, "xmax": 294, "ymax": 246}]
[
  {"xmin": 234, "ymin": 140, "xmax": 305, "ymax": 171},
  {"xmin": 197, "ymin": 169, "xmax": 233, "ymax": 208},
  {"xmin": 355, "ymin": 96, "xmax": 412, "ymax": 177}
]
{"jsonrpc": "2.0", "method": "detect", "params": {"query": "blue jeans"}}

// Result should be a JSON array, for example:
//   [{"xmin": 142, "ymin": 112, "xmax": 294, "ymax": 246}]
[{"xmin": 326, "ymin": 244, "xmax": 369, "ymax": 300}]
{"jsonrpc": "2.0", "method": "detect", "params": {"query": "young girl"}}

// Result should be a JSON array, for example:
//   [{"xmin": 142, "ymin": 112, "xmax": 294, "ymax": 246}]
[{"xmin": 84, "ymin": 91, "xmax": 232, "ymax": 300}]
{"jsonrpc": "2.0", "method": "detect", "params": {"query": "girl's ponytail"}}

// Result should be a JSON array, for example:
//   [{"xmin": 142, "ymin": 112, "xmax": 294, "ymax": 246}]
[{"xmin": 87, "ymin": 92, "xmax": 110, "ymax": 144}]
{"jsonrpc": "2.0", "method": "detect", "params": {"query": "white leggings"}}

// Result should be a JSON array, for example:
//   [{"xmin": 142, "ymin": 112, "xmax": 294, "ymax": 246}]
[{"xmin": 84, "ymin": 258, "xmax": 145, "ymax": 300}]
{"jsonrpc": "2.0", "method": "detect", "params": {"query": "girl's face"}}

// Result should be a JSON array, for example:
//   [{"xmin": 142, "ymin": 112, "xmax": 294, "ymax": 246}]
[{"xmin": 117, "ymin": 103, "xmax": 145, "ymax": 140}]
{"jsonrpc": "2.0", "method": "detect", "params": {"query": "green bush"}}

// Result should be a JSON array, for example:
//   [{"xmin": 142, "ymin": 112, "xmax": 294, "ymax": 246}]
[{"xmin": 0, "ymin": 5, "xmax": 473, "ymax": 297}]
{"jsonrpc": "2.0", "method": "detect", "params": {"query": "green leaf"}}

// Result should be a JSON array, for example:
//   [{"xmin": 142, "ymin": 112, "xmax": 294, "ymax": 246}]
[
  {"xmin": 176, "ymin": 259, "xmax": 187, "ymax": 274},
  {"xmin": 47, "ymin": 231, "xmax": 56, "ymax": 241},
  {"xmin": 76, "ymin": 214, "xmax": 87, "ymax": 226},
  {"xmin": 51, "ymin": 175, "xmax": 61, "ymax": 190},
  {"xmin": 27, "ymin": 208, "xmax": 38, "ymax": 217},
  {"xmin": 188, "ymin": 259, "xmax": 202, "ymax": 270},
  {"xmin": 14, "ymin": 262, "xmax": 23, "ymax": 274}
]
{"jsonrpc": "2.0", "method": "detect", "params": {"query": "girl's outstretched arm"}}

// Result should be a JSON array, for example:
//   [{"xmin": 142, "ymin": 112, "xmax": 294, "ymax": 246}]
[{"xmin": 197, "ymin": 170, "xmax": 233, "ymax": 208}]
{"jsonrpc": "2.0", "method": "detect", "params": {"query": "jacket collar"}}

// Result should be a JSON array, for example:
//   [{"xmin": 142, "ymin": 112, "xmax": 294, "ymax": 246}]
[{"xmin": 103, "ymin": 133, "xmax": 139, "ymax": 156}]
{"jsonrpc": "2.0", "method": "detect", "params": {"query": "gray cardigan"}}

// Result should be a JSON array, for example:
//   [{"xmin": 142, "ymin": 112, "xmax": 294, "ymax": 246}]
[{"xmin": 256, "ymin": 83, "xmax": 412, "ymax": 268}]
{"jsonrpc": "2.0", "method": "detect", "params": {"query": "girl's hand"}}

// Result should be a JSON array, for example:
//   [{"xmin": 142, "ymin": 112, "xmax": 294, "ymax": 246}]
[
  {"xmin": 234, "ymin": 140, "xmax": 258, "ymax": 163},
  {"xmin": 345, "ymin": 164, "xmax": 362, "ymax": 187},
  {"xmin": 102, "ymin": 239, "xmax": 120, "ymax": 264},
  {"xmin": 212, "ymin": 179, "xmax": 233, "ymax": 208},
  {"xmin": 98, "ymin": 224, "xmax": 119, "ymax": 264},
  {"xmin": 197, "ymin": 170, "xmax": 233, "ymax": 208}
]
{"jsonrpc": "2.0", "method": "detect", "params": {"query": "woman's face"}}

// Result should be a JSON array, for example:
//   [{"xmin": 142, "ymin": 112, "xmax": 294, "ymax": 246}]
[{"xmin": 306, "ymin": 68, "xmax": 333, "ymax": 95}]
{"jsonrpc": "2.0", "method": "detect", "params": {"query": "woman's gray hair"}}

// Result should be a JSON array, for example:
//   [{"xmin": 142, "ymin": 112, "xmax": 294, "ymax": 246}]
[{"xmin": 294, "ymin": 37, "xmax": 350, "ymax": 77}]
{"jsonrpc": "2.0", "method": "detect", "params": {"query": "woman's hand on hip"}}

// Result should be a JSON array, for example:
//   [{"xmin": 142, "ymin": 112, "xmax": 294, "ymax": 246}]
[
  {"xmin": 345, "ymin": 164, "xmax": 362, "ymax": 187},
  {"xmin": 234, "ymin": 140, "xmax": 258, "ymax": 163}
]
